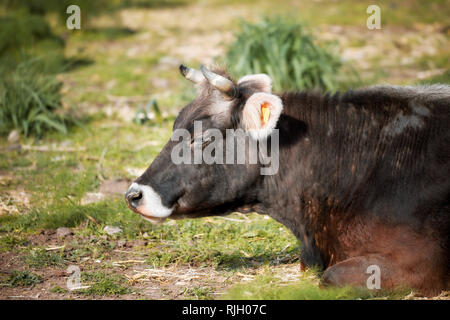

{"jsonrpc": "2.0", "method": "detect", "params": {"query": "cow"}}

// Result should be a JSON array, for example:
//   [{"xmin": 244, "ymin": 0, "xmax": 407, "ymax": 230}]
[{"xmin": 125, "ymin": 64, "xmax": 450, "ymax": 296}]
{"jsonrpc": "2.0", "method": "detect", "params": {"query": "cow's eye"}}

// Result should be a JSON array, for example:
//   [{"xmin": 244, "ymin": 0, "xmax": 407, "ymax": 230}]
[
  {"xmin": 202, "ymin": 135, "xmax": 214, "ymax": 147},
  {"xmin": 202, "ymin": 134, "xmax": 212, "ymax": 142},
  {"xmin": 190, "ymin": 134, "xmax": 203, "ymax": 147},
  {"xmin": 190, "ymin": 133, "xmax": 213, "ymax": 148}
]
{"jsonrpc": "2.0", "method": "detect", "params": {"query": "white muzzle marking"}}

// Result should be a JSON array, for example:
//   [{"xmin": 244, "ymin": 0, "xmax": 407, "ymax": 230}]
[{"xmin": 129, "ymin": 182, "xmax": 174, "ymax": 219}]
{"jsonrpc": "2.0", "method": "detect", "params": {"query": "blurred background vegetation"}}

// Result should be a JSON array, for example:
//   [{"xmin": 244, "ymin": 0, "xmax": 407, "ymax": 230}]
[
  {"xmin": 225, "ymin": 17, "xmax": 343, "ymax": 91},
  {"xmin": 0, "ymin": 0, "xmax": 449, "ymax": 137},
  {"xmin": 0, "ymin": 0, "xmax": 449, "ymax": 300}
]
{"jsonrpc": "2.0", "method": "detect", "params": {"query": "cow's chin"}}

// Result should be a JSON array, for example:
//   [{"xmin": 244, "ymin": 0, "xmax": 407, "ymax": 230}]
[
  {"xmin": 138, "ymin": 213, "xmax": 167, "ymax": 225},
  {"xmin": 132, "ymin": 197, "xmax": 177, "ymax": 225},
  {"xmin": 134, "ymin": 206, "xmax": 171, "ymax": 225}
]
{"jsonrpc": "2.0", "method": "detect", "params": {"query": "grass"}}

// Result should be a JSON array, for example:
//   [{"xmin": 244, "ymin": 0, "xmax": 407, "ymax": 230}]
[
  {"xmin": 25, "ymin": 248, "xmax": 65, "ymax": 268},
  {"xmin": 49, "ymin": 286, "xmax": 68, "ymax": 294},
  {"xmin": 183, "ymin": 286, "xmax": 215, "ymax": 300},
  {"xmin": 225, "ymin": 17, "xmax": 342, "ymax": 91},
  {"xmin": 1, "ymin": 199, "xmax": 299, "ymax": 269},
  {"xmin": 141, "ymin": 215, "xmax": 299, "ymax": 269},
  {"xmin": 1, "ymin": 270, "xmax": 42, "ymax": 287},
  {"xmin": 0, "ymin": 57, "xmax": 72, "ymax": 137},
  {"xmin": 0, "ymin": 11, "xmax": 62, "ymax": 60},
  {"xmin": 0, "ymin": 234, "xmax": 29, "ymax": 252},
  {"xmin": 223, "ymin": 269, "xmax": 412, "ymax": 300},
  {"xmin": 77, "ymin": 272, "xmax": 131, "ymax": 296}
]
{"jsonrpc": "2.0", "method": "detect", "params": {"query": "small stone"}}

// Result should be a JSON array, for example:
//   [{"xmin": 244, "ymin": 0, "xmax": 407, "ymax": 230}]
[
  {"xmin": 7, "ymin": 130, "xmax": 19, "ymax": 143},
  {"xmin": 103, "ymin": 225, "xmax": 123, "ymax": 235},
  {"xmin": 81, "ymin": 192, "xmax": 105, "ymax": 205},
  {"xmin": 56, "ymin": 227, "xmax": 73, "ymax": 238},
  {"xmin": 117, "ymin": 240, "xmax": 126, "ymax": 248}
]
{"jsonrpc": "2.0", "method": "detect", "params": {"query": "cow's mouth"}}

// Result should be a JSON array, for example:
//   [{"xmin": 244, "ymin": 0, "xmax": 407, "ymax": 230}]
[
  {"xmin": 125, "ymin": 183, "xmax": 179, "ymax": 224},
  {"xmin": 126, "ymin": 198, "xmax": 181, "ymax": 225}
]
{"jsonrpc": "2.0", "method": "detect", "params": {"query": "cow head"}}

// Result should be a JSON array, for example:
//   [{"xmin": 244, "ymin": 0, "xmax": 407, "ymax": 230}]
[{"xmin": 125, "ymin": 65, "xmax": 283, "ymax": 224}]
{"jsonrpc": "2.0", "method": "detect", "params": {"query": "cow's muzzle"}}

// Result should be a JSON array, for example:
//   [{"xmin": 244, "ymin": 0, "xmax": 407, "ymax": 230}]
[{"xmin": 124, "ymin": 182, "xmax": 175, "ymax": 224}]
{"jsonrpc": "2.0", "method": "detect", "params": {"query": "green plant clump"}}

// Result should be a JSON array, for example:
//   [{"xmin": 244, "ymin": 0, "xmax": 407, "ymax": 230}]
[
  {"xmin": 0, "ymin": 13, "xmax": 55, "ymax": 57},
  {"xmin": 2, "ymin": 270, "xmax": 42, "ymax": 287},
  {"xmin": 79, "ymin": 272, "xmax": 130, "ymax": 296},
  {"xmin": 225, "ymin": 17, "xmax": 342, "ymax": 92},
  {"xmin": 0, "ymin": 58, "xmax": 71, "ymax": 137}
]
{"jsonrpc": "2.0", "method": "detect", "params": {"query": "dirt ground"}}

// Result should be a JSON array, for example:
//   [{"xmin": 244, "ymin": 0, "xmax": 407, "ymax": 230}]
[{"xmin": 0, "ymin": 229, "xmax": 304, "ymax": 300}]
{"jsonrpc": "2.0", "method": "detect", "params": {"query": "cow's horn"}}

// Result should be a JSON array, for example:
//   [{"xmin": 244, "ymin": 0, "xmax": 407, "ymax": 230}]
[
  {"xmin": 179, "ymin": 64, "xmax": 204, "ymax": 83},
  {"xmin": 200, "ymin": 65, "xmax": 236, "ymax": 97}
]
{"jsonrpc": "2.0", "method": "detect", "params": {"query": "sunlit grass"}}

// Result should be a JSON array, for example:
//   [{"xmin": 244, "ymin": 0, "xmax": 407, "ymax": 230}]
[
  {"xmin": 223, "ymin": 269, "xmax": 412, "ymax": 300},
  {"xmin": 77, "ymin": 272, "xmax": 131, "ymax": 296},
  {"xmin": 1, "ymin": 270, "xmax": 42, "ymax": 287}
]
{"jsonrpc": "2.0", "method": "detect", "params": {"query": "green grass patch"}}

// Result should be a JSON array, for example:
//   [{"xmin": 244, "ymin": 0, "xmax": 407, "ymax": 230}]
[
  {"xmin": 0, "ymin": 11, "xmax": 62, "ymax": 60},
  {"xmin": 142, "ymin": 214, "xmax": 299, "ymax": 270},
  {"xmin": 0, "ymin": 199, "xmax": 150, "ymax": 236},
  {"xmin": 71, "ymin": 27, "xmax": 137, "ymax": 41},
  {"xmin": 225, "ymin": 17, "xmax": 342, "ymax": 92},
  {"xmin": 1, "ymin": 270, "xmax": 42, "ymax": 287},
  {"xmin": 50, "ymin": 285, "xmax": 68, "ymax": 294},
  {"xmin": 223, "ymin": 270, "xmax": 411, "ymax": 300},
  {"xmin": 183, "ymin": 286, "xmax": 214, "ymax": 300},
  {"xmin": 0, "ymin": 234, "xmax": 29, "ymax": 252},
  {"xmin": 77, "ymin": 272, "xmax": 131, "ymax": 296},
  {"xmin": 0, "ymin": 57, "xmax": 74, "ymax": 137},
  {"xmin": 25, "ymin": 248, "xmax": 65, "ymax": 268}
]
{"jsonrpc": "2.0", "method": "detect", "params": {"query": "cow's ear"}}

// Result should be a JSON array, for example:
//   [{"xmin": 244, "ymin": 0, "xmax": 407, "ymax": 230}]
[
  {"xmin": 238, "ymin": 74, "xmax": 272, "ymax": 93},
  {"xmin": 241, "ymin": 92, "xmax": 283, "ymax": 140}
]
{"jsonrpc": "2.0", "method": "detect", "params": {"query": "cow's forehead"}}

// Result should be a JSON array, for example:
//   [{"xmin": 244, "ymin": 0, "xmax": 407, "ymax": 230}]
[
  {"xmin": 172, "ymin": 71, "xmax": 271, "ymax": 131},
  {"xmin": 173, "ymin": 84, "xmax": 233, "ymax": 130}
]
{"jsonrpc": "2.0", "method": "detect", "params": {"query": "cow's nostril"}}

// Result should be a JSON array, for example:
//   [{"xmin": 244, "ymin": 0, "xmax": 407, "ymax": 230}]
[
  {"xmin": 126, "ymin": 191, "xmax": 143, "ymax": 209},
  {"xmin": 131, "ymin": 192, "xmax": 142, "ymax": 201}
]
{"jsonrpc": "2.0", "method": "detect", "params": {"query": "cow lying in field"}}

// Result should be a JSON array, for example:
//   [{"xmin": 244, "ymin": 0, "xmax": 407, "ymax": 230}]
[{"xmin": 126, "ymin": 65, "xmax": 449, "ymax": 296}]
